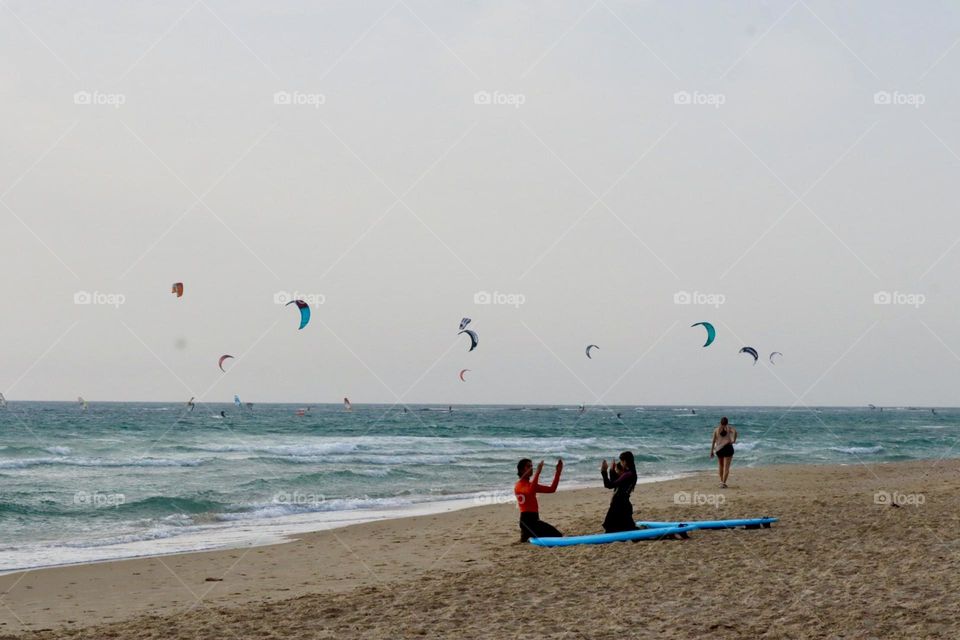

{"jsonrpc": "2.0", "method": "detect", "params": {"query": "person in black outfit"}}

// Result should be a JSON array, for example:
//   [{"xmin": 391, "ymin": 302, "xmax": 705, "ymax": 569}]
[{"xmin": 600, "ymin": 451, "xmax": 639, "ymax": 533}]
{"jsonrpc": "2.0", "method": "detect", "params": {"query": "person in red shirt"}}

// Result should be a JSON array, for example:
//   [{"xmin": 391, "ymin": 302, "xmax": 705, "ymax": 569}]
[{"xmin": 514, "ymin": 458, "xmax": 563, "ymax": 542}]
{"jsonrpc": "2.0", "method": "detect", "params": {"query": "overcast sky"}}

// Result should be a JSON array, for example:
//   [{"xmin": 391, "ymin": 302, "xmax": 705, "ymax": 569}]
[{"xmin": 2, "ymin": 1, "xmax": 959, "ymax": 406}]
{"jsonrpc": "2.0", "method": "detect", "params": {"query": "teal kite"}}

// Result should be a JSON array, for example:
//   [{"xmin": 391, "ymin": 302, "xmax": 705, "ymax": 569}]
[
  {"xmin": 286, "ymin": 300, "xmax": 310, "ymax": 330},
  {"xmin": 691, "ymin": 322, "xmax": 716, "ymax": 347}
]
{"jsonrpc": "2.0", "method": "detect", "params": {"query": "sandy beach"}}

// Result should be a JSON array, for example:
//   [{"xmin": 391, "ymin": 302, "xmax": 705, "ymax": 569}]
[{"xmin": 2, "ymin": 459, "xmax": 958, "ymax": 639}]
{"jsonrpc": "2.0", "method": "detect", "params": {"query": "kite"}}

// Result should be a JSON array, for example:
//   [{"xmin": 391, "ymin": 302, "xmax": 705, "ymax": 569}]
[
  {"xmin": 769, "ymin": 351, "xmax": 783, "ymax": 364},
  {"xmin": 218, "ymin": 355, "xmax": 234, "ymax": 372},
  {"xmin": 585, "ymin": 344, "xmax": 599, "ymax": 359},
  {"xmin": 691, "ymin": 322, "xmax": 716, "ymax": 347},
  {"xmin": 739, "ymin": 347, "xmax": 759, "ymax": 365},
  {"xmin": 459, "ymin": 317, "xmax": 472, "ymax": 331},
  {"xmin": 286, "ymin": 300, "xmax": 310, "ymax": 330},
  {"xmin": 459, "ymin": 329, "xmax": 479, "ymax": 352},
  {"xmin": 459, "ymin": 368, "xmax": 470, "ymax": 382},
  {"xmin": 171, "ymin": 282, "xmax": 184, "ymax": 298}
]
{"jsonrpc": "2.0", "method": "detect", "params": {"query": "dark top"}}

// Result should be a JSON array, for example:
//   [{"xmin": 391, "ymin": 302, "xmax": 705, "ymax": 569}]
[{"xmin": 601, "ymin": 468, "xmax": 636, "ymax": 502}]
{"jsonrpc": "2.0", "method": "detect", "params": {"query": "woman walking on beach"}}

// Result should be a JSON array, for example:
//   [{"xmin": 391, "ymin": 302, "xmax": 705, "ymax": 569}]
[
  {"xmin": 600, "ymin": 451, "xmax": 638, "ymax": 533},
  {"xmin": 514, "ymin": 458, "xmax": 563, "ymax": 542},
  {"xmin": 710, "ymin": 417, "xmax": 737, "ymax": 488}
]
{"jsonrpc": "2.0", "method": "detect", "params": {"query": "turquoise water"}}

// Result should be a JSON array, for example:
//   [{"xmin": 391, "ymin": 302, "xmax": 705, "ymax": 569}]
[{"xmin": 1, "ymin": 402, "xmax": 956, "ymax": 571}]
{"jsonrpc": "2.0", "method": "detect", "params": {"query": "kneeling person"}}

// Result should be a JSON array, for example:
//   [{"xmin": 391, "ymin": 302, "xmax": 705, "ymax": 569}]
[{"xmin": 514, "ymin": 458, "xmax": 563, "ymax": 542}]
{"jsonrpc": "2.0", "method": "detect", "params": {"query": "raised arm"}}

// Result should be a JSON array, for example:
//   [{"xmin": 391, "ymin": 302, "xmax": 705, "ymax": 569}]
[
  {"xmin": 601, "ymin": 467, "xmax": 614, "ymax": 489},
  {"xmin": 602, "ymin": 467, "xmax": 633, "ymax": 489},
  {"xmin": 531, "ymin": 460, "xmax": 543, "ymax": 486},
  {"xmin": 536, "ymin": 459, "xmax": 563, "ymax": 493}
]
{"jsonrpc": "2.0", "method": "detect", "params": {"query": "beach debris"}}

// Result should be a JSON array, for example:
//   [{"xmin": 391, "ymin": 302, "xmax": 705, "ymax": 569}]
[
  {"xmin": 769, "ymin": 351, "xmax": 783, "ymax": 364},
  {"xmin": 585, "ymin": 344, "xmax": 599, "ymax": 359},
  {"xmin": 459, "ymin": 329, "xmax": 479, "ymax": 352},
  {"xmin": 459, "ymin": 368, "xmax": 470, "ymax": 382},
  {"xmin": 739, "ymin": 347, "xmax": 759, "ymax": 365},
  {"xmin": 691, "ymin": 322, "xmax": 716, "ymax": 347},
  {"xmin": 204, "ymin": 577, "xmax": 223, "ymax": 582},
  {"xmin": 459, "ymin": 317, "xmax": 471, "ymax": 331},
  {"xmin": 285, "ymin": 299, "xmax": 310, "ymax": 330},
  {"xmin": 171, "ymin": 282, "xmax": 184, "ymax": 298},
  {"xmin": 218, "ymin": 355, "xmax": 234, "ymax": 372}
]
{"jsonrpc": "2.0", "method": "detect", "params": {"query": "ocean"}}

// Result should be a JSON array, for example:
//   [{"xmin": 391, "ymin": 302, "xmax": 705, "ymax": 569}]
[{"xmin": 1, "ymin": 402, "xmax": 956, "ymax": 572}]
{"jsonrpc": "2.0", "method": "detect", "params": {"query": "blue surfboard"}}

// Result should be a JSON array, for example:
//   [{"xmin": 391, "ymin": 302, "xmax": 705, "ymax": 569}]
[
  {"xmin": 529, "ymin": 524, "xmax": 694, "ymax": 547},
  {"xmin": 637, "ymin": 517, "xmax": 777, "ymax": 530}
]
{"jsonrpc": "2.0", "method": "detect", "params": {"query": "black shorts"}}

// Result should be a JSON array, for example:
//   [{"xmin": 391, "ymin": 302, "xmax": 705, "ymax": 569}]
[{"xmin": 716, "ymin": 443, "xmax": 734, "ymax": 458}]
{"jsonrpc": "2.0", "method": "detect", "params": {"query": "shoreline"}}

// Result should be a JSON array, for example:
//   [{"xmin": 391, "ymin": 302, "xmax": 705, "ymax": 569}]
[
  {"xmin": 4, "ymin": 459, "xmax": 959, "ymax": 638},
  {"xmin": 0, "ymin": 474, "xmax": 691, "ymax": 576}
]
